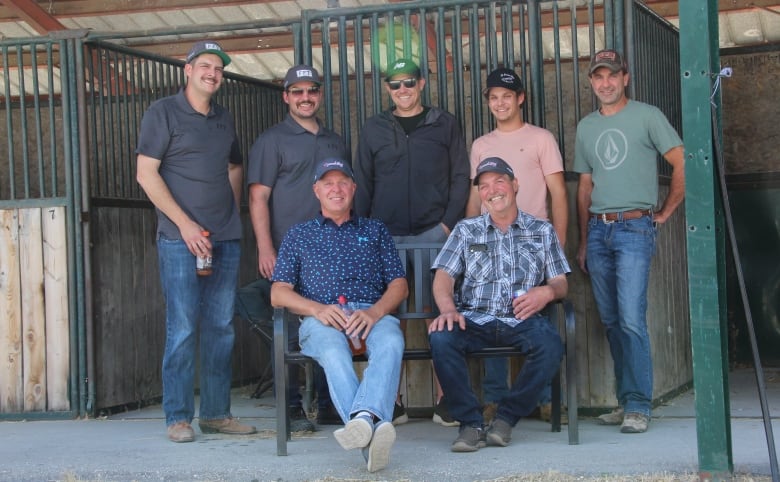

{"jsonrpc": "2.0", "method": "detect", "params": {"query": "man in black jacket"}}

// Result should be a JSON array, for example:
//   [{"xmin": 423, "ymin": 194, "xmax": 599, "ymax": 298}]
[{"xmin": 354, "ymin": 58, "xmax": 470, "ymax": 425}]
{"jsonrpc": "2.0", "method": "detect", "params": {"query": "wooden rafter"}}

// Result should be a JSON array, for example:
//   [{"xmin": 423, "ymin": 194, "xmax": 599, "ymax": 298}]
[{"xmin": 0, "ymin": 0, "xmax": 66, "ymax": 33}]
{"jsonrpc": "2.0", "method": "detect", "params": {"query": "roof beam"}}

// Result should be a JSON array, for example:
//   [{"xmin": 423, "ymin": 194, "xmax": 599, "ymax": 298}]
[{"xmin": 0, "ymin": 0, "xmax": 67, "ymax": 32}]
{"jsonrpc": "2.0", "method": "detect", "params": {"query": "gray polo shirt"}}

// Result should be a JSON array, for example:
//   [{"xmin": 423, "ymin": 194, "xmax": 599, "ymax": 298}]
[
  {"xmin": 247, "ymin": 114, "xmax": 347, "ymax": 249},
  {"xmin": 136, "ymin": 90, "xmax": 243, "ymax": 241}
]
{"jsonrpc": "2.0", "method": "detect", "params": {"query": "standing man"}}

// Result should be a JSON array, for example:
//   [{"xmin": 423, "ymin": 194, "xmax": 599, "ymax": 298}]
[
  {"xmin": 136, "ymin": 40, "xmax": 256, "ymax": 443},
  {"xmin": 429, "ymin": 157, "xmax": 569, "ymax": 452},
  {"xmin": 574, "ymin": 49, "xmax": 685, "ymax": 434},
  {"xmin": 247, "ymin": 64, "xmax": 348, "ymax": 430},
  {"xmin": 468, "ymin": 67, "xmax": 568, "ymax": 423},
  {"xmin": 354, "ymin": 58, "xmax": 471, "ymax": 425},
  {"xmin": 271, "ymin": 158, "xmax": 408, "ymax": 473}
]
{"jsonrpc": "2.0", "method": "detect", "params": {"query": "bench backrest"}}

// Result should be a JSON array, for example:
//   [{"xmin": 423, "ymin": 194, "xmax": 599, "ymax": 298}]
[{"xmin": 394, "ymin": 242, "xmax": 444, "ymax": 321}]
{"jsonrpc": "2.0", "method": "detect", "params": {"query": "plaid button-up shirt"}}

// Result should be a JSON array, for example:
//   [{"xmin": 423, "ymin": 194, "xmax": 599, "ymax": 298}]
[{"xmin": 432, "ymin": 211, "xmax": 570, "ymax": 326}]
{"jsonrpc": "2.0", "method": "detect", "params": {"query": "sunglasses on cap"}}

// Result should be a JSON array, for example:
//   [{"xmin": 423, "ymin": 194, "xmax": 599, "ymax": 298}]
[
  {"xmin": 386, "ymin": 78, "xmax": 418, "ymax": 90},
  {"xmin": 287, "ymin": 86, "xmax": 321, "ymax": 96}
]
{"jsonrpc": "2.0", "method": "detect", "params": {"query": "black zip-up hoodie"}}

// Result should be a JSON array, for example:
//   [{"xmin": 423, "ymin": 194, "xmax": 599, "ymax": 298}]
[{"xmin": 354, "ymin": 106, "xmax": 470, "ymax": 236}]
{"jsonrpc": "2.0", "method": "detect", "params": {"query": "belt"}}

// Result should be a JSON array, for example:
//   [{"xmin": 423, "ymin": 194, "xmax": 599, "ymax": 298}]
[{"xmin": 590, "ymin": 209, "xmax": 653, "ymax": 222}]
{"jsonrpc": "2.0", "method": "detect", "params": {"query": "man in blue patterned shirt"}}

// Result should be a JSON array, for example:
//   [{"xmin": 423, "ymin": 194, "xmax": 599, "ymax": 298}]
[
  {"xmin": 271, "ymin": 158, "xmax": 408, "ymax": 473},
  {"xmin": 429, "ymin": 157, "xmax": 570, "ymax": 452}
]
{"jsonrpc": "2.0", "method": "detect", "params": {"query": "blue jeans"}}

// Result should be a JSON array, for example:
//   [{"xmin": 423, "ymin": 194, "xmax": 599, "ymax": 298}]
[
  {"xmin": 586, "ymin": 215, "xmax": 656, "ymax": 417},
  {"xmin": 430, "ymin": 315, "xmax": 563, "ymax": 427},
  {"xmin": 299, "ymin": 305, "xmax": 404, "ymax": 423},
  {"xmin": 483, "ymin": 357, "xmax": 552, "ymax": 405},
  {"xmin": 157, "ymin": 235, "xmax": 240, "ymax": 426}
]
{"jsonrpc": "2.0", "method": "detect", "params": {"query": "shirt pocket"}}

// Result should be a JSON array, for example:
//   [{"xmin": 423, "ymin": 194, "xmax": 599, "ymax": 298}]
[
  {"xmin": 513, "ymin": 236, "xmax": 545, "ymax": 284},
  {"xmin": 465, "ymin": 250, "xmax": 496, "ymax": 282}
]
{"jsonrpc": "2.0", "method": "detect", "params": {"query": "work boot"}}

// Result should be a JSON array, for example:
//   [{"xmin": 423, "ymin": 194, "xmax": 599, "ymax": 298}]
[
  {"xmin": 198, "ymin": 416, "xmax": 256, "ymax": 435},
  {"xmin": 167, "ymin": 421, "xmax": 195, "ymax": 443}
]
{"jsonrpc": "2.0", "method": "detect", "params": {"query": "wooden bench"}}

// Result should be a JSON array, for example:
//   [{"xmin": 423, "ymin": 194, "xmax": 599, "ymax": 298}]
[{"xmin": 272, "ymin": 242, "xmax": 579, "ymax": 455}]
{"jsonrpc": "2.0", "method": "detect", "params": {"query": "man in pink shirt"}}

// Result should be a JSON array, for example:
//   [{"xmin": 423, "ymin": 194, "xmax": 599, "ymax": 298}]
[{"xmin": 466, "ymin": 67, "xmax": 568, "ymax": 423}]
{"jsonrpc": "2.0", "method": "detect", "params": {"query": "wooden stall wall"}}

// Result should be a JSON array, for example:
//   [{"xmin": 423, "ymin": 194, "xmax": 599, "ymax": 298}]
[{"xmin": 0, "ymin": 207, "xmax": 70, "ymax": 413}]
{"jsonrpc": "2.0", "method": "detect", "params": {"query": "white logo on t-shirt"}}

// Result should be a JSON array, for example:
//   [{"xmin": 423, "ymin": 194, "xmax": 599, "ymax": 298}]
[{"xmin": 595, "ymin": 129, "xmax": 628, "ymax": 170}]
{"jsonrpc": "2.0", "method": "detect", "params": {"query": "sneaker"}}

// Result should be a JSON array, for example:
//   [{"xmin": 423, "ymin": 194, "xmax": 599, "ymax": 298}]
[
  {"xmin": 167, "ymin": 421, "xmax": 195, "ymax": 443},
  {"xmin": 597, "ymin": 406, "xmax": 625, "ymax": 426},
  {"xmin": 620, "ymin": 412, "xmax": 650, "ymax": 433},
  {"xmin": 289, "ymin": 406, "xmax": 316, "ymax": 433},
  {"xmin": 198, "ymin": 416, "xmax": 257, "ymax": 435},
  {"xmin": 363, "ymin": 421, "xmax": 396, "ymax": 473},
  {"xmin": 432, "ymin": 398, "xmax": 460, "ymax": 427},
  {"xmin": 334, "ymin": 414, "xmax": 373, "ymax": 450},
  {"xmin": 392, "ymin": 397, "xmax": 409, "ymax": 426},
  {"xmin": 482, "ymin": 402, "xmax": 498, "ymax": 424},
  {"xmin": 539, "ymin": 403, "xmax": 568, "ymax": 425},
  {"xmin": 486, "ymin": 418, "xmax": 512, "ymax": 447},
  {"xmin": 450, "ymin": 425, "xmax": 486, "ymax": 453},
  {"xmin": 316, "ymin": 403, "xmax": 342, "ymax": 425}
]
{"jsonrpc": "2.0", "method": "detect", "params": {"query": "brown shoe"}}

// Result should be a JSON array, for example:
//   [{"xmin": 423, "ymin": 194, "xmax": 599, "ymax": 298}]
[
  {"xmin": 482, "ymin": 402, "xmax": 498, "ymax": 424},
  {"xmin": 167, "ymin": 421, "xmax": 195, "ymax": 443},
  {"xmin": 539, "ymin": 403, "xmax": 568, "ymax": 424},
  {"xmin": 198, "ymin": 416, "xmax": 257, "ymax": 435}
]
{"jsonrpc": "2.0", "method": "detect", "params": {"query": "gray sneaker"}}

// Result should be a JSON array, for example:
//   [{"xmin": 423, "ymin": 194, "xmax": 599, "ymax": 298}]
[
  {"xmin": 363, "ymin": 421, "xmax": 395, "ymax": 473},
  {"xmin": 486, "ymin": 418, "xmax": 512, "ymax": 447},
  {"xmin": 289, "ymin": 406, "xmax": 316, "ymax": 433},
  {"xmin": 334, "ymin": 415, "xmax": 373, "ymax": 450},
  {"xmin": 620, "ymin": 412, "xmax": 650, "ymax": 433},
  {"xmin": 597, "ymin": 406, "xmax": 624, "ymax": 425},
  {"xmin": 450, "ymin": 426, "xmax": 486, "ymax": 453}
]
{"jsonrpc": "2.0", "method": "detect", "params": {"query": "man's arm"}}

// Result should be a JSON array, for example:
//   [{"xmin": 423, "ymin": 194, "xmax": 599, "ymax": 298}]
[
  {"xmin": 545, "ymin": 171, "xmax": 568, "ymax": 248},
  {"xmin": 428, "ymin": 269, "xmax": 466, "ymax": 333},
  {"xmin": 271, "ymin": 281, "xmax": 349, "ymax": 330},
  {"xmin": 136, "ymin": 153, "xmax": 207, "ymax": 256},
  {"xmin": 465, "ymin": 186, "xmax": 481, "ymax": 217},
  {"xmin": 575, "ymin": 173, "xmax": 594, "ymax": 273},
  {"xmin": 441, "ymin": 123, "xmax": 471, "ymax": 231},
  {"xmin": 513, "ymin": 274, "xmax": 568, "ymax": 321},
  {"xmin": 248, "ymin": 183, "xmax": 276, "ymax": 279},
  {"xmin": 228, "ymin": 162, "xmax": 243, "ymax": 208},
  {"xmin": 653, "ymin": 145, "xmax": 685, "ymax": 224}
]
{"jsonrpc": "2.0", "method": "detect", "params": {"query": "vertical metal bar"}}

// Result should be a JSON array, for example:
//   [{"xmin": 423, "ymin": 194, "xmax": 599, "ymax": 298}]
[
  {"xmin": 468, "ymin": 3, "xmax": 481, "ymax": 142},
  {"xmin": 3, "ymin": 46, "xmax": 16, "ymax": 199},
  {"xmin": 354, "ymin": 13, "xmax": 366, "ymax": 138},
  {"xmin": 552, "ymin": 1, "xmax": 565, "ymax": 158},
  {"xmin": 526, "ymin": 0, "xmax": 544, "ymax": 127},
  {"xmin": 679, "ymin": 1, "xmax": 734, "ymax": 477},
  {"xmin": 337, "ymin": 16, "xmax": 351, "ymax": 148},
  {"xmin": 321, "ymin": 17, "xmax": 335, "ymax": 130},
  {"xmin": 31, "ymin": 45, "xmax": 46, "ymax": 197},
  {"xmin": 486, "ymin": 2, "xmax": 498, "ymax": 71},
  {"xmin": 369, "ymin": 13, "xmax": 383, "ymax": 116},
  {"xmin": 435, "ymin": 6, "xmax": 448, "ymax": 113},
  {"xmin": 451, "ymin": 5, "xmax": 465, "ymax": 134},
  {"xmin": 15, "ymin": 45, "xmax": 31, "ymax": 198},
  {"xmin": 570, "ymin": 0, "xmax": 583, "ymax": 132},
  {"xmin": 417, "ymin": 7, "xmax": 431, "ymax": 108}
]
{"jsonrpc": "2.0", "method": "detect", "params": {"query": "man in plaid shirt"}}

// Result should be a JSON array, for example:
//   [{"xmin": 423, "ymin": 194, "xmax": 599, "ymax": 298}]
[{"xmin": 428, "ymin": 157, "xmax": 570, "ymax": 452}]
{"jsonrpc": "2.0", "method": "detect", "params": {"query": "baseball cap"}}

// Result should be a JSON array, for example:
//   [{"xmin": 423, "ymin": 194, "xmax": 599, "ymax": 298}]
[
  {"xmin": 186, "ymin": 40, "xmax": 231, "ymax": 67},
  {"xmin": 284, "ymin": 65, "xmax": 321, "ymax": 89},
  {"xmin": 588, "ymin": 49, "xmax": 627, "ymax": 75},
  {"xmin": 313, "ymin": 158, "xmax": 354, "ymax": 183},
  {"xmin": 473, "ymin": 157, "xmax": 515, "ymax": 186},
  {"xmin": 384, "ymin": 58, "xmax": 421, "ymax": 81},
  {"xmin": 483, "ymin": 67, "xmax": 524, "ymax": 96}
]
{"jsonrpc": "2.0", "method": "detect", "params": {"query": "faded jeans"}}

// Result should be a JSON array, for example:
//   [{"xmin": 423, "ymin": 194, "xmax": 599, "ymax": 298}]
[
  {"xmin": 586, "ymin": 215, "xmax": 656, "ymax": 417},
  {"xmin": 299, "ymin": 305, "xmax": 404, "ymax": 423},
  {"xmin": 157, "ymin": 235, "xmax": 240, "ymax": 426}
]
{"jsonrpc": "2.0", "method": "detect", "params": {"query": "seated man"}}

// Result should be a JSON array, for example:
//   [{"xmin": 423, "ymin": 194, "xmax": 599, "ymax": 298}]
[
  {"xmin": 270, "ymin": 158, "xmax": 408, "ymax": 473},
  {"xmin": 428, "ymin": 157, "xmax": 570, "ymax": 452}
]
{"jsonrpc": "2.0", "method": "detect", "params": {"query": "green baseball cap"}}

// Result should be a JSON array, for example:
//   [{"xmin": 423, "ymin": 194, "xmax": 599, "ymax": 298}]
[{"xmin": 384, "ymin": 58, "xmax": 421, "ymax": 81}]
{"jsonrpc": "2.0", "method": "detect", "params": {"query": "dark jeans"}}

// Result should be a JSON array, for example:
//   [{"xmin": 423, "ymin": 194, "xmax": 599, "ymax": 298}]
[{"xmin": 430, "ymin": 314, "xmax": 563, "ymax": 428}]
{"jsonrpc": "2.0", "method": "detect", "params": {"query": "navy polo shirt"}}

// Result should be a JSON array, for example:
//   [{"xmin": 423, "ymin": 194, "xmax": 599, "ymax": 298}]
[
  {"xmin": 136, "ymin": 90, "xmax": 243, "ymax": 241},
  {"xmin": 272, "ymin": 214, "xmax": 405, "ymax": 305},
  {"xmin": 246, "ymin": 114, "xmax": 347, "ymax": 249}
]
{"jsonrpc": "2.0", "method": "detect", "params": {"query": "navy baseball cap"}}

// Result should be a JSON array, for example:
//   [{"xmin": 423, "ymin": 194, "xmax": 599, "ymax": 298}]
[
  {"xmin": 313, "ymin": 158, "xmax": 354, "ymax": 183},
  {"xmin": 483, "ymin": 67, "xmax": 524, "ymax": 96},
  {"xmin": 473, "ymin": 157, "xmax": 515, "ymax": 185},
  {"xmin": 186, "ymin": 40, "xmax": 231, "ymax": 67},
  {"xmin": 284, "ymin": 65, "xmax": 321, "ymax": 89}
]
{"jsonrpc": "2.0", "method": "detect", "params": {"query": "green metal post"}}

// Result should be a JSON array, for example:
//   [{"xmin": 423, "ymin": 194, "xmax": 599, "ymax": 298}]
[{"xmin": 679, "ymin": 1, "xmax": 733, "ymax": 479}]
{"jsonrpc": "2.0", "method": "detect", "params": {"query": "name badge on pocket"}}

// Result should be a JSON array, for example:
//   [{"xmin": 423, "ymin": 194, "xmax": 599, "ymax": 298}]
[{"xmin": 468, "ymin": 243, "xmax": 487, "ymax": 253}]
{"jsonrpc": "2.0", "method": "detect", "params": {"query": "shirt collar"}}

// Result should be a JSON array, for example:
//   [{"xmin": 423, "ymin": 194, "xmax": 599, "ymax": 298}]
[
  {"xmin": 315, "ymin": 211, "xmax": 359, "ymax": 227},
  {"xmin": 482, "ymin": 210, "xmax": 527, "ymax": 232},
  {"xmin": 284, "ymin": 113, "xmax": 324, "ymax": 135}
]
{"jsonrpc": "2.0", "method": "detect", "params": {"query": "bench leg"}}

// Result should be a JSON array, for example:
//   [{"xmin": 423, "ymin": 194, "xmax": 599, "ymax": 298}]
[{"xmin": 274, "ymin": 308, "xmax": 290, "ymax": 456}]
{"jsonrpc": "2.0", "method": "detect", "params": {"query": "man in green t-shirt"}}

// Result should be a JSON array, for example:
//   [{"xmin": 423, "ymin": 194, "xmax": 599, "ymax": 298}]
[{"xmin": 573, "ymin": 49, "xmax": 685, "ymax": 434}]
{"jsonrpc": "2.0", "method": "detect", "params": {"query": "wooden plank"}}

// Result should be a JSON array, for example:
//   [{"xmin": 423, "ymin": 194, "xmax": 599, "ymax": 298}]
[
  {"xmin": 19, "ymin": 208, "xmax": 47, "ymax": 411},
  {"xmin": 0, "ymin": 209, "xmax": 23, "ymax": 413},
  {"xmin": 42, "ymin": 206, "xmax": 70, "ymax": 411}
]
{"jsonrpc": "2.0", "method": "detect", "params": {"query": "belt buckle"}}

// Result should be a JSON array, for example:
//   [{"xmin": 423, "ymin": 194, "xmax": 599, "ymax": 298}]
[{"xmin": 600, "ymin": 213, "xmax": 614, "ymax": 224}]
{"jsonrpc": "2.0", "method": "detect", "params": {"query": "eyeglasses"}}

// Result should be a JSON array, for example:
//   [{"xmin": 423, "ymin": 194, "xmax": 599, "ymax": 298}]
[
  {"xmin": 287, "ymin": 86, "xmax": 321, "ymax": 96},
  {"xmin": 386, "ymin": 78, "xmax": 418, "ymax": 90}
]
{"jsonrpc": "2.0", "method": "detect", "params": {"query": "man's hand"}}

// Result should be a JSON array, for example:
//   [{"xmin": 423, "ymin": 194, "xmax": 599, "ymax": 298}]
[
  {"xmin": 345, "ymin": 306, "xmax": 382, "ymax": 339},
  {"xmin": 576, "ymin": 242, "xmax": 588, "ymax": 274},
  {"xmin": 428, "ymin": 310, "xmax": 466, "ymax": 333},
  {"xmin": 513, "ymin": 286, "xmax": 555, "ymax": 321},
  {"xmin": 313, "ymin": 304, "xmax": 350, "ymax": 330},
  {"xmin": 258, "ymin": 250, "xmax": 277, "ymax": 279},
  {"xmin": 181, "ymin": 221, "xmax": 211, "ymax": 258}
]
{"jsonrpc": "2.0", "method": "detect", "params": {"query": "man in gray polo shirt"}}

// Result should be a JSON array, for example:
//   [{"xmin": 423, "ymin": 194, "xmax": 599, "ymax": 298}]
[
  {"xmin": 247, "ymin": 64, "xmax": 348, "ymax": 431},
  {"xmin": 136, "ymin": 40, "xmax": 256, "ymax": 443}
]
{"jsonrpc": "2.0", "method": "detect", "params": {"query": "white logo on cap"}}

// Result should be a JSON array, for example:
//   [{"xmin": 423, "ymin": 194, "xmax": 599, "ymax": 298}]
[
  {"xmin": 482, "ymin": 161, "xmax": 498, "ymax": 168},
  {"xmin": 393, "ymin": 61, "xmax": 406, "ymax": 69},
  {"xmin": 324, "ymin": 160, "xmax": 344, "ymax": 168},
  {"xmin": 297, "ymin": 69, "xmax": 314, "ymax": 78},
  {"xmin": 204, "ymin": 42, "xmax": 220, "ymax": 51},
  {"xmin": 499, "ymin": 73, "xmax": 515, "ymax": 84}
]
